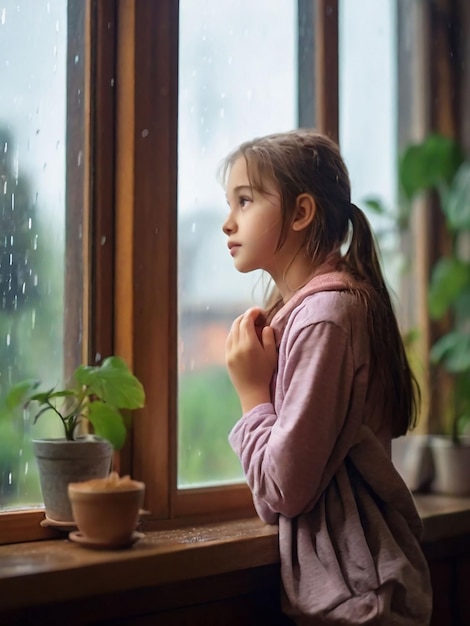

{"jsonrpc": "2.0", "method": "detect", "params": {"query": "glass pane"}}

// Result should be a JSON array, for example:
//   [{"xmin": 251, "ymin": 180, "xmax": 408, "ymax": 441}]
[
  {"xmin": 178, "ymin": 0, "xmax": 298, "ymax": 487},
  {"xmin": 0, "ymin": 1, "xmax": 84, "ymax": 509},
  {"xmin": 338, "ymin": 0, "xmax": 400, "ymax": 295}
]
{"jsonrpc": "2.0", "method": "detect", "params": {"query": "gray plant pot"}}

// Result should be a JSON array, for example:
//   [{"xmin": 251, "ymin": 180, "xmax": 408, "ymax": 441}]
[
  {"xmin": 33, "ymin": 436, "xmax": 113, "ymax": 522},
  {"xmin": 392, "ymin": 434, "xmax": 434, "ymax": 492},
  {"xmin": 429, "ymin": 435, "xmax": 470, "ymax": 497}
]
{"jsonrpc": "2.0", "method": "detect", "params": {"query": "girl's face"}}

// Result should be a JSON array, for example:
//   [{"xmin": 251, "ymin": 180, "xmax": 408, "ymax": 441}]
[{"xmin": 223, "ymin": 157, "xmax": 283, "ymax": 275}]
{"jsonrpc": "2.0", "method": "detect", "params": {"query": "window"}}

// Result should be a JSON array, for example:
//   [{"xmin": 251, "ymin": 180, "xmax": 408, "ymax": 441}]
[
  {"xmin": 2, "ymin": 0, "xmax": 451, "ymax": 544},
  {"xmin": 0, "ymin": 0, "xmax": 86, "ymax": 512},
  {"xmin": 177, "ymin": 0, "xmax": 298, "ymax": 488},
  {"xmin": 338, "ymin": 0, "xmax": 399, "ymax": 293},
  {"xmin": 0, "ymin": 0, "xmax": 338, "ymax": 541}
]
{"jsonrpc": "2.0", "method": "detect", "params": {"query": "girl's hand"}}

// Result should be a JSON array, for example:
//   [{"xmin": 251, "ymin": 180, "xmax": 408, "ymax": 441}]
[{"xmin": 225, "ymin": 307, "xmax": 277, "ymax": 413}]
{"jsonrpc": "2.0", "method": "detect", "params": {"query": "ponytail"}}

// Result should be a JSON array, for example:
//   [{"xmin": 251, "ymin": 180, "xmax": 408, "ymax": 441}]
[
  {"xmin": 344, "ymin": 203, "xmax": 420, "ymax": 437},
  {"xmin": 344, "ymin": 203, "xmax": 387, "ymax": 292}
]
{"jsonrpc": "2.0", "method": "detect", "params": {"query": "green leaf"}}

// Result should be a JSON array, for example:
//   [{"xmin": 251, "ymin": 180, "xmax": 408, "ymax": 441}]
[
  {"xmin": 399, "ymin": 134, "xmax": 464, "ymax": 201},
  {"xmin": 430, "ymin": 331, "xmax": 470, "ymax": 373},
  {"xmin": 87, "ymin": 401, "xmax": 127, "ymax": 450},
  {"xmin": 454, "ymin": 285, "xmax": 470, "ymax": 321},
  {"xmin": 0, "ymin": 379, "xmax": 40, "ymax": 420},
  {"xmin": 75, "ymin": 356, "xmax": 145, "ymax": 410},
  {"xmin": 29, "ymin": 388, "xmax": 76, "ymax": 404},
  {"xmin": 444, "ymin": 161, "xmax": 470, "ymax": 231},
  {"xmin": 362, "ymin": 197, "xmax": 389, "ymax": 216},
  {"xmin": 428, "ymin": 257, "xmax": 470, "ymax": 319}
]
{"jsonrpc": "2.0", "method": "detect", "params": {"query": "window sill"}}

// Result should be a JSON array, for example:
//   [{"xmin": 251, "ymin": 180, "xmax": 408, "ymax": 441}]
[{"xmin": 0, "ymin": 495, "xmax": 469, "ymax": 615}]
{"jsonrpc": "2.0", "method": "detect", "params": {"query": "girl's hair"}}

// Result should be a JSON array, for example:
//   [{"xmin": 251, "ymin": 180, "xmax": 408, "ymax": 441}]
[{"xmin": 220, "ymin": 129, "xmax": 419, "ymax": 437}]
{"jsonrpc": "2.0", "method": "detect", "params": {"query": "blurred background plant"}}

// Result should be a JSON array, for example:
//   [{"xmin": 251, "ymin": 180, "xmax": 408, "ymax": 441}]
[{"xmin": 364, "ymin": 133, "xmax": 470, "ymax": 442}]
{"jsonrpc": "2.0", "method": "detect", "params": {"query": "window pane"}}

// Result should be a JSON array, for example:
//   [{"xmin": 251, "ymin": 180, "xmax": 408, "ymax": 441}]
[
  {"xmin": 0, "ymin": 0, "xmax": 84, "ymax": 509},
  {"xmin": 178, "ymin": 0, "xmax": 298, "ymax": 488},
  {"xmin": 338, "ymin": 0, "xmax": 399, "ymax": 294}
]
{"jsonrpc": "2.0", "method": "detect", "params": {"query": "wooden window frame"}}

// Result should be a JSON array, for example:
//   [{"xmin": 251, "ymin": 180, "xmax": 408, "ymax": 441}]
[{"xmin": 0, "ymin": 0, "xmax": 338, "ymax": 542}]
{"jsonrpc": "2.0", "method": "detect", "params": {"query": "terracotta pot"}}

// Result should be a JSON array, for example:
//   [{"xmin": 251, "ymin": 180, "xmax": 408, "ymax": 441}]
[{"xmin": 68, "ymin": 475, "xmax": 145, "ymax": 547}]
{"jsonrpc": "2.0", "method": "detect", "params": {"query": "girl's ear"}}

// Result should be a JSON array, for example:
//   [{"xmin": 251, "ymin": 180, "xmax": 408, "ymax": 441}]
[{"xmin": 291, "ymin": 193, "xmax": 316, "ymax": 231}]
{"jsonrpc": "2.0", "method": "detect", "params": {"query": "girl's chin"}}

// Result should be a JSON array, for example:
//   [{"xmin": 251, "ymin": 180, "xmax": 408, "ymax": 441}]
[{"xmin": 233, "ymin": 260, "xmax": 259, "ymax": 274}]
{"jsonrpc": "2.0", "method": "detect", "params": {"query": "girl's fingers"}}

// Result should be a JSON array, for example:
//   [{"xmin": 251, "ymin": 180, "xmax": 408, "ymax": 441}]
[
  {"xmin": 228, "ymin": 314, "xmax": 243, "ymax": 343},
  {"xmin": 262, "ymin": 325, "xmax": 275, "ymax": 349}
]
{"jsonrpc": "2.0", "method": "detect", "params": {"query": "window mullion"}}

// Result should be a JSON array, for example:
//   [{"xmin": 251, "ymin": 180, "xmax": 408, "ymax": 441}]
[{"xmin": 115, "ymin": 0, "xmax": 178, "ymax": 520}]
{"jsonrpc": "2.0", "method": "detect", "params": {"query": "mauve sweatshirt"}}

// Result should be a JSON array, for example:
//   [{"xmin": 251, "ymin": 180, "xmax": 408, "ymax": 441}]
[{"xmin": 228, "ymin": 266, "xmax": 432, "ymax": 625}]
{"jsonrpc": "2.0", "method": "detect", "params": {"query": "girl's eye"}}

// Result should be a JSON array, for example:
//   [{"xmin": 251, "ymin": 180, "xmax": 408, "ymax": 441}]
[{"xmin": 239, "ymin": 196, "xmax": 251, "ymax": 209}]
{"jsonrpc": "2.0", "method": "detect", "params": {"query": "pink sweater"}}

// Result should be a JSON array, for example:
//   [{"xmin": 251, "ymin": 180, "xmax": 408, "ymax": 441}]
[{"xmin": 229, "ymin": 269, "xmax": 432, "ymax": 625}]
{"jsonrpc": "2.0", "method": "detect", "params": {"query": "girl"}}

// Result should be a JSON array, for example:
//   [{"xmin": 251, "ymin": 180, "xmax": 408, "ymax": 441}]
[{"xmin": 221, "ymin": 130, "xmax": 432, "ymax": 625}]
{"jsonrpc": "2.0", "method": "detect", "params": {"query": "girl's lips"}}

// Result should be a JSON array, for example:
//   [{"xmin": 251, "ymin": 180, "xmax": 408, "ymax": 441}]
[{"xmin": 228, "ymin": 243, "xmax": 241, "ymax": 256}]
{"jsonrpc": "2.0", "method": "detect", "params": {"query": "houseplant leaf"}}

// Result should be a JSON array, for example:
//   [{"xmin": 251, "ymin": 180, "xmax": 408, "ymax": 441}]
[
  {"xmin": 87, "ymin": 401, "xmax": 127, "ymax": 450},
  {"xmin": 430, "ymin": 331, "xmax": 470, "ymax": 373},
  {"xmin": 363, "ymin": 197, "xmax": 388, "ymax": 216},
  {"xmin": 399, "ymin": 134, "xmax": 464, "ymax": 201},
  {"xmin": 0, "ymin": 379, "xmax": 40, "ymax": 416},
  {"xmin": 75, "ymin": 356, "xmax": 145, "ymax": 409},
  {"xmin": 29, "ymin": 389, "xmax": 76, "ymax": 403},
  {"xmin": 443, "ymin": 161, "xmax": 470, "ymax": 231},
  {"xmin": 428, "ymin": 257, "xmax": 470, "ymax": 319},
  {"xmin": 454, "ymin": 285, "xmax": 470, "ymax": 321}
]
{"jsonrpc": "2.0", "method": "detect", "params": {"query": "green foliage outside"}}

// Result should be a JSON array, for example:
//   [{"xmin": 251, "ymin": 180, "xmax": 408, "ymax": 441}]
[{"xmin": 178, "ymin": 365, "xmax": 243, "ymax": 487}]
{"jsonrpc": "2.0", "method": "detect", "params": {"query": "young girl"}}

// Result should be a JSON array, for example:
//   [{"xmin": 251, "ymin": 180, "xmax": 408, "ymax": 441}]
[{"xmin": 221, "ymin": 130, "xmax": 432, "ymax": 625}]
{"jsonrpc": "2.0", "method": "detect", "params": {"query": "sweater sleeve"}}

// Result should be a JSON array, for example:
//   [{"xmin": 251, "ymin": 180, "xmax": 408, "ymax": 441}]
[{"xmin": 229, "ymin": 320, "xmax": 358, "ymax": 520}]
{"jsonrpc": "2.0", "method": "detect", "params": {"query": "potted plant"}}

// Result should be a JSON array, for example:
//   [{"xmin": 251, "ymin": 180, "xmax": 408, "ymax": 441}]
[
  {"xmin": 398, "ymin": 134, "xmax": 470, "ymax": 495},
  {"xmin": 0, "ymin": 356, "xmax": 145, "ymax": 522},
  {"xmin": 368, "ymin": 134, "xmax": 470, "ymax": 495}
]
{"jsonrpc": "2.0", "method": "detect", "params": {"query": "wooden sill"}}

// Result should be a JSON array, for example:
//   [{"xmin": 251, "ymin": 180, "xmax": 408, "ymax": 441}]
[
  {"xmin": 0, "ymin": 495, "xmax": 469, "ymax": 614},
  {"xmin": 0, "ymin": 517, "xmax": 278, "ymax": 613}
]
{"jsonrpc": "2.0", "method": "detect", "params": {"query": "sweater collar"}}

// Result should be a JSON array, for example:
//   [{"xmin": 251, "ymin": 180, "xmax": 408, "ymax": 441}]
[{"xmin": 270, "ymin": 256, "xmax": 356, "ymax": 340}]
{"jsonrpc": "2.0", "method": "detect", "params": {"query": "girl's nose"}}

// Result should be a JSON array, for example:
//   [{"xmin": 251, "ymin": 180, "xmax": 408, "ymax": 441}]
[{"xmin": 222, "ymin": 213, "xmax": 236, "ymax": 235}]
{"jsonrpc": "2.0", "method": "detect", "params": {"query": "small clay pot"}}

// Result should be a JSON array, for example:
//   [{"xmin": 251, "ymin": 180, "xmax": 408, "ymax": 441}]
[{"xmin": 68, "ymin": 475, "xmax": 145, "ymax": 547}]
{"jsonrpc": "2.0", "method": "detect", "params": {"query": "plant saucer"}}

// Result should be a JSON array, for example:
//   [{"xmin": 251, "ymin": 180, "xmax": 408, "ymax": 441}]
[
  {"xmin": 68, "ymin": 530, "xmax": 144, "ymax": 550},
  {"xmin": 40, "ymin": 515, "xmax": 77, "ymax": 532}
]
